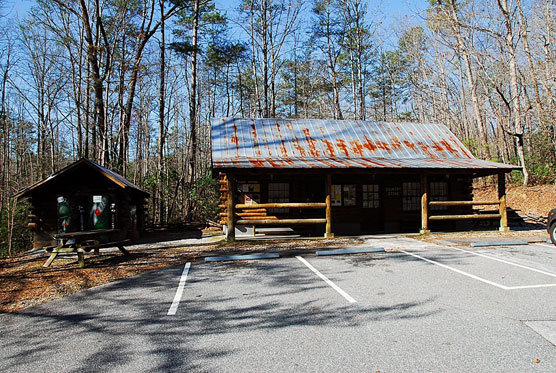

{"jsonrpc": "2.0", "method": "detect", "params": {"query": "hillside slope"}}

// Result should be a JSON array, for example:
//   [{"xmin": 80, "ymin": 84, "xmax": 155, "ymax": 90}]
[{"xmin": 473, "ymin": 183, "xmax": 556, "ymax": 219}]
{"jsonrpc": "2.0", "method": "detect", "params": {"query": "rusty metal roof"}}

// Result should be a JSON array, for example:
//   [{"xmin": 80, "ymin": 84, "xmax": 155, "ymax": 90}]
[{"xmin": 211, "ymin": 118, "xmax": 520, "ymax": 170}]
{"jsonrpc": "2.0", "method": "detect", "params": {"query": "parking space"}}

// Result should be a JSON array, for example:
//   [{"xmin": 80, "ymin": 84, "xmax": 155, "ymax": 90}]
[
  {"xmin": 2, "ymin": 236, "xmax": 556, "ymax": 372},
  {"xmin": 399, "ymin": 244, "xmax": 556, "ymax": 290}
]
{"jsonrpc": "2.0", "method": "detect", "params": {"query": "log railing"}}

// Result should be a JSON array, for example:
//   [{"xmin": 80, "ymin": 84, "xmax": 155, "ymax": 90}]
[
  {"xmin": 235, "ymin": 203, "xmax": 327, "ymax": 225},
  {"xmin": 424, "ymin": 200, "xmax": 507, "ymax": 230},
  {"xmin": 421, "ymin": 173, "xmax": 509, "ymax": 234},
  {"xmin": 220, "ymin": 201, "xmax": 331, "ymax": 237}
]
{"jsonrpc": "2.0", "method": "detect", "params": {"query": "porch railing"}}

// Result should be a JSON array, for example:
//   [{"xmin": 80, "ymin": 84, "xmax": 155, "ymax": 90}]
[
  {"xmin": 220, "ymin": 200, "xmax": 332, "ymax": 238},
  {"xmin": 424, "ymin": 200, "xmax": 507, "ymax": 231}
]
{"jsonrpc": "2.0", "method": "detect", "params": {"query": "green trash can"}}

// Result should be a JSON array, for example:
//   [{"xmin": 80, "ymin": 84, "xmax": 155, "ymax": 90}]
[
  {"xmin": 57, "ymin": 196, "xmax": 80, "ymax": 233},
  {"xmin": 89, "ymin": 195, "xmax": 111, "ymax": 230},
  {"xmin": 56, "ymin": 196, "xmax": 85, "ymax": 233}
]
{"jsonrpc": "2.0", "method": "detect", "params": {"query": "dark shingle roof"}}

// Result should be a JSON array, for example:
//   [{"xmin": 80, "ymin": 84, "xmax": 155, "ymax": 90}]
[{"xmin": 14, "ymin": 158, "xmax": 149, "ymax": 199}]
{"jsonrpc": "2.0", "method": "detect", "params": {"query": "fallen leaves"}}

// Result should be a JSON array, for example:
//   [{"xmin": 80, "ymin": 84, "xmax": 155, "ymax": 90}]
[{"xmin": 0, "ymin": 234, "xmax": 362, "ymax": 313}]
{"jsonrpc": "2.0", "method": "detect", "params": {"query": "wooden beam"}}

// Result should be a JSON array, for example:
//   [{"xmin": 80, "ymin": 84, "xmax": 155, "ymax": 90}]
[
  {"xmin": 421, "ymin": 174, "xmax": 430, "ymax": 234},
  {"xmin": 238, "ymin": 216, "xmax": 278, "ymax": 221},
  {"xmin": 235, "ymin": 212, "xmax": 268, "ymax": 217},
  {"xmin": 43, "ymin": 251, "xmax": 59, "ymax": 267},
  {"xmin": 429, "ymin": 200, "xmax": 500, "ymax": 206},
  {"xmin": 325, "ymin": 174, "xmax": 333, "ymax": 238},
  {"xmin": 498, "ymin": 173, "xmax": 509, "ymax": 232},
  {"xmin": 236, "ymin": 202, "xmax": 326, "ymax": 209},
  {"xmin": 236, "ymin": 218, "xmax": 327, "ymax": 225},
  {"xmin": 77, "ymin": 247, "xmax": 85, "ymax": 268},
  {"xmin": 226, "ymin": 175, "xmax": 235, "ymax": 241},
  {"xmin": 236, "ymin": 208, "xmax": 267, "ymax": 213},
  {"xmin": 429, "ymin": 214, "xmax": 501, "ymax": 220},
  {"xmin": 118, "ymin": 245, "xmax": 131, "ymax": 256}
]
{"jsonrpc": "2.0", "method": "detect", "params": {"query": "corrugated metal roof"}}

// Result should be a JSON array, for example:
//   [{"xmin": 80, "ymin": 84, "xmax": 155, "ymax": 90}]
[
  {"xmin": 211, "ymin": 118, "xmax": 520, "ymax": 170},
  {"xmin": 14, "ymin": 158, "xmax": 149, "ymax": 199}
]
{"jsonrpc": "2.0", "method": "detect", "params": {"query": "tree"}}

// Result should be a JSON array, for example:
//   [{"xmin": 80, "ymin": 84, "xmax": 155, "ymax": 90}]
[
  {"xmin": 171, "ymin": 0, "xmax": 225, "ymax": 217},
  {"xmin": 311, "ymin": 0, "xmax": 345, "ymax": 120},
  {"xmin": 496, "ymin": 0, "xmax": 529, "ymax": 185},
  {"xmin": 428, "ymin": 0, "xmax": 489, "ymax": 155},
  {"xmin": 339, "ymin": 0, "xmax": 374, "ymax": 120}
]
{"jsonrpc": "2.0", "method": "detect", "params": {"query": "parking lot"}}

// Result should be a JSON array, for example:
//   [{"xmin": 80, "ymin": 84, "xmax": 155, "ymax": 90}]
[{"xmin": 2, "ymin": 235, "xmax": 556, "ymax": 372}]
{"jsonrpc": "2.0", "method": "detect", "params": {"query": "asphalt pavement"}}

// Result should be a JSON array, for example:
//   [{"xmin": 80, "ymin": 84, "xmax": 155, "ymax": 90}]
[{"xmin": 1, "ymin": 236, "xmax": 556, "ymax": 372}]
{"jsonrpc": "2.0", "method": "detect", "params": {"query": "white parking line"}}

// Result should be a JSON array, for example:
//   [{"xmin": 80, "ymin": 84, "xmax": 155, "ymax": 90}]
[
  {"xmin": 296, "ymin": 256, "xmax": 357, "ymax": 303},
  {"xmin": 449, "ymin": 246, "xmax": 556, "ymax": 279},
  {"xmin": 400, "ymin": 249, "xmax": 556, "ymax": 291},
  {"xmin": 537, "ymin": 243, "xmax": 555, "ymax": 249},
  {"xmin": 506, "ymin": 283, "xmax": 556, "ymax": 290},
  {"xmin": 167, "ymin": 262, "xmax": 191, "ymax": 316},
  {"xmin": 400, "ymin": 250, "xmax": 509, "ymax": 290}
]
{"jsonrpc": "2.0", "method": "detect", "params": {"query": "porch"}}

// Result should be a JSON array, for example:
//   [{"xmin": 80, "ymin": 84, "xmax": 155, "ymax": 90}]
[{"xmin": 217, "ymin": 170, "xmax": 510, "ymax": 240}]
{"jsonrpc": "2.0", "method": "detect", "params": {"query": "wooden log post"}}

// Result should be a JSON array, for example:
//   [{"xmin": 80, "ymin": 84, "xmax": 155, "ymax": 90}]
[
  {"xmin": 77, "ymin": 247, "xmax": 85, "ymax": 268},
  {"xmin": 226, "ymin": 175, "xmax": 236, "ymax": 241},
  {"xmin": 325, "ymin": 174, "xmax": 334, "ymax": 238},
  {"xmin": 498, "ymin": 173, "xmax": 509, "ymax": 232},
  {"xmin": 420, "ymin": 174, "xmax": 430, "ymax": 234}
]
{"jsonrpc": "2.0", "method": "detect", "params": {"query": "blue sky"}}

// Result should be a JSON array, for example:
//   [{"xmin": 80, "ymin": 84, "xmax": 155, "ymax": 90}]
[
  {"xmin": 6, "ymin": 0, "xmax": 428, "ymax": 24},
  {"xmin": 214, "ymin": 0, "xmax": 428, "ymax": 47},
  {"xmin": 5, "ymin": 0, "xmax": 428, "ymax": 47}
]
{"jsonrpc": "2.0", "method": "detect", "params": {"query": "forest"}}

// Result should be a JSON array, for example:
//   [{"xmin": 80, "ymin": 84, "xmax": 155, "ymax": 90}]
[{"xmin": 1, "ymin": 0, "xmax": 555, "ymax": 256}]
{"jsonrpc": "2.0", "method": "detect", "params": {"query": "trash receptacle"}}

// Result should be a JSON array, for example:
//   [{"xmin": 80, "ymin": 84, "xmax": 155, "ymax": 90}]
[{"xmin": 90, "ymin": 195, "xmax": 111, "ymax": 229}]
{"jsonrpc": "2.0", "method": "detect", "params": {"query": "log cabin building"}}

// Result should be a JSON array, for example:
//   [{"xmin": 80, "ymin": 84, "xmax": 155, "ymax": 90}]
[
  {"xmin": 15, "ymin": 158, "xmax": 149, "ymax": 248},
  {"xmin": 212, "ymin": 118, "xmax": 520, "ymax": 239}
]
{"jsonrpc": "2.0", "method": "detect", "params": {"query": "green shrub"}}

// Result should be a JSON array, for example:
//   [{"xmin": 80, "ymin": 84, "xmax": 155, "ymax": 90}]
[
  {"xmin": 188, "ymin": 175, "xmax": 219, "ymax": 223},
  {"xmin": 0, "ymin": 199, "xmax": 32, "ymax": 257}
]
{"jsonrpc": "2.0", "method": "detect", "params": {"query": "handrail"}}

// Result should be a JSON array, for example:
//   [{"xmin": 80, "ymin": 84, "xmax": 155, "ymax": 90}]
[
  {"xmin": 236, "ymin": 218, "xmax": 327, "ymax": 225},
  {"xmin": 235, "ymin": 202, "xmax": 326, "ymax": 209},
  {"xmin": 428, "ymin": 200, "xmax": 500, "ymax": 206},
  {"xmin": 429, "ymin": 214, "xmax": 501, "ymax": 220}
]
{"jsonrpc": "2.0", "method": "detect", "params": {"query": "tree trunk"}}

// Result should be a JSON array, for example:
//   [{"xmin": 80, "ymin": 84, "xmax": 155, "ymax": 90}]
[
  {"xmin": 446, "ymin": 0, "xmax": 488, "ymax": 155},
  {"xmin": 261, "ymin": 0, "xmax": 269, "ymax": 117},
  {"xmin": 157, "ymin": 0, "xmax": 166, "ymax": 227},
  {"xmin": 188, "ymin": 0, "xmax": 200, "ymax": 186},
  {"xmin": 498, "ymin": 0, "xmax": 529, "ymax": 185},
  {"xmin": 249, "ymin": 1, "xmax": 261, "ymax": 117},
  {"xmin": 79, "ymin": 0, "xmax": 107, "ymax": 166}
]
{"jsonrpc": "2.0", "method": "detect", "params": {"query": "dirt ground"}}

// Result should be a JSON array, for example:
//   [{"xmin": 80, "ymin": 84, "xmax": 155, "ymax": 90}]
[
  {"xmin": 473, "ymin": 182, "xmax": 556, "ymax": 217},
  {"xmin": 2, "ymin": 182, "xmax": 554, "ymax": 314},
  {"xmin": 0, "ymin": 231, "xmax": 362, "ymax": 313}
]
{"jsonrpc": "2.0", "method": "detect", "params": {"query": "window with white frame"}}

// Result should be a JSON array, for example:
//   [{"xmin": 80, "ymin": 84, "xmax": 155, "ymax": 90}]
[
  {"xmin": 402, "ymin": 182, "xmax": 420, "ymax": 211},
  {"xmin": 362, "ymin": 184, "xmax": 380, "ymax": 208},
  {"xmin": 430, "ymin": 181, "xmax": 448, "ymax": 211}
]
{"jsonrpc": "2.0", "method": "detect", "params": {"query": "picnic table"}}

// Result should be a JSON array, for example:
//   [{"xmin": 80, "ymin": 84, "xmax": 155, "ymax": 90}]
[{"xmin": 43, "ymin": 229, "xmax": 131, "ymax": 268}]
